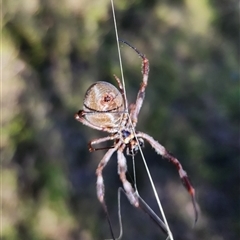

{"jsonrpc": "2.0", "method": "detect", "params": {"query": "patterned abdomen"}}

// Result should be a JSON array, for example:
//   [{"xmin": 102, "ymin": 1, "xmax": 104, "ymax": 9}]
[{"xmin": 83, "ymin": 81, "xmax": 125, "ymax": 130}]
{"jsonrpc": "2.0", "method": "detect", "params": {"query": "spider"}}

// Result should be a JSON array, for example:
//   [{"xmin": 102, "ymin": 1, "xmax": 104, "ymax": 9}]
[{"xmin": 75, "ymin": 40, "xmax": 198, "ymax": 229}]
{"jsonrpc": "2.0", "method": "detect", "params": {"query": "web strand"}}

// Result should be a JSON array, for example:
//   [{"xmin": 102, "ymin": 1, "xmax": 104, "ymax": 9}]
[
  {"xmin": 111, "ymin": 0, "xmax": 128, "ymax": 111},
  {"xmin": 110, "ymin": 0, "xmax": 174, "ymax": 239}
]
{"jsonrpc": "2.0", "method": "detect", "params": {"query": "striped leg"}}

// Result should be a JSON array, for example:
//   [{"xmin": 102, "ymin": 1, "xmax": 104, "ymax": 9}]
[
  {"xmin": 117, "ymin": 145, "xmax": 139, "ymax": 207},
  {"xmin": 88, "ymin": 135, "xmax": 115, "ymax": 152},
  {"xmin": 96, "ymin": 143, "xmax": 120, "ymax": 203},
  {"xmin": 137, "ymin": 131, "xmax": 198, "ymax": 223},
  {"xmin": 119, "ymin": 40, "xmax": 149, "ymax": 126}
]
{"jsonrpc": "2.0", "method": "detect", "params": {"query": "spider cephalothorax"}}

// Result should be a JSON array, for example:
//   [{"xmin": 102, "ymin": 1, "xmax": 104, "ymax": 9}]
[{"xmin": 75, "ymin": 40, "xmax": 198, "ymax": 226}]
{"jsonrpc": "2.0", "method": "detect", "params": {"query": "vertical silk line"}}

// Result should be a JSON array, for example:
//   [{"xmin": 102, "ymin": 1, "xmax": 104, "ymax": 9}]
[
  {"xmin": 110, "ymin": 1, "xmax": 174, "ymax": 240},
  {"xmin": 110, "ymin": 0, "xmax": 128, "ymax": 111}
]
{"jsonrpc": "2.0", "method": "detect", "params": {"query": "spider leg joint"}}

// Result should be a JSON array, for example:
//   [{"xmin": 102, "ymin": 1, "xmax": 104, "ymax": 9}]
[{"xmin": 123, "ymin": 181, "xmax": 139, "ymax": 207}]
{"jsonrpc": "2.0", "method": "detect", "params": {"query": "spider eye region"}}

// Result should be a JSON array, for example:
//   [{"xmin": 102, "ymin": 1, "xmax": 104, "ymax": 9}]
[
  {"xmin": 121, "ymin": 130, "xmax": 145, "ymax": 156},
  {"xmin": 121, "ymin": 130, "xmax": 131, "ymax": 139},
  {"xmin": 126, "ymin": 137, "xmax": 145, "ymax": 156}
]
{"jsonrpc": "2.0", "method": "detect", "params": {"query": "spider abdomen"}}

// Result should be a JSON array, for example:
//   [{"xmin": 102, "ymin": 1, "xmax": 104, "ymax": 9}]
[{"xmin": 82, "ymin": 81, "xmax": 125, "ymax": 129}]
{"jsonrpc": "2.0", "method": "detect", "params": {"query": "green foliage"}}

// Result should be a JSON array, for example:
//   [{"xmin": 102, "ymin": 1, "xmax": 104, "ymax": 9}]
[{"xmin": 2, "ymin": 0, "xmax": 239, "ymax": 239}]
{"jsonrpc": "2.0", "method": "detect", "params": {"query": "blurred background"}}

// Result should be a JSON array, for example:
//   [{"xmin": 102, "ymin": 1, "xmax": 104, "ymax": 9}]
[{"xmin": 2, "ymin": 0, "xmax": 239, "ymax": 239}]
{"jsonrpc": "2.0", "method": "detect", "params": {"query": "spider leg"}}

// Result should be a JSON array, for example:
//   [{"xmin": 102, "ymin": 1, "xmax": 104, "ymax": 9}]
[
  {"xmin": 113, "ymin": 74, "xmax": 124, "ymax": 94},
  {"xmin": 75, "ymin": 111, "xmax": 114, "ymax": 132},
  {"xmin": 130, "ymin": 54, "xmax": 149, "ymax": 126},
  {"xmin": 113, "ymin": 74, "xmax": 128, "ymax": 110},
  {"xmin": 117, "ymin": 145, "xmax": 139, "ymax": 207},
  {"xmin": 96, "ymin": 142, "xmax": 120, "ymax": 203},
  {"xmin": 96, "ymin": 142, "xmax": 121, "ymax": 239},
  {"xmin": 88, "ymin": 136, "xmax": 115, "ymax": 152},
  {"xmin": 117, "ymin": 147, "xmax": 168, "ymax": 236},
  {"xmin": 136, "ymin": 131, "xmax": 198, "ymax": 223},
  {"xmin": 137, "ymin": 193, "xmax": 168, "ymax": 235},
  {"xmin": 75, "ymin": 111, "xmax": 106, "ymax": 131},
  {"xmin": 119, "ymin": 40, "xmax": 149, "ymax": 126},
  {"xmin": 116, "ymin": 187, "xmax": 168, "ymax": 237}
]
